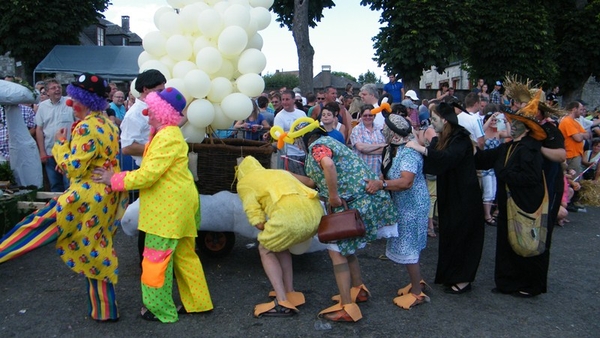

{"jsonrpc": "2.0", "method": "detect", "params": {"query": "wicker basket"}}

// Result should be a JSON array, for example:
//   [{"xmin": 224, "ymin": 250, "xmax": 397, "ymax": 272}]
[{"xmin": 189, "ymin": 138, "xmax": 274, "ymax": 195}]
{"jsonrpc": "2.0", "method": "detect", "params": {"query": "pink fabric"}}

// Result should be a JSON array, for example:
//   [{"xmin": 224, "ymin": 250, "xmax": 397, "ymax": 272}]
[
  {"xmin": 142, "ymin": 247, "xmax": 173, "ymax": 263},
  {"xmin": 110, "ymin": 171, "xmax": 128, "ymax": 192}
]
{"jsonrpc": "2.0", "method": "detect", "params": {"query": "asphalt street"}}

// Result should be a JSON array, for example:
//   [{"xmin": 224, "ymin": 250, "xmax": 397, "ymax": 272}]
[{"xmin": 1, "ymin": 206, "xmax": 598, "ymax": 338}]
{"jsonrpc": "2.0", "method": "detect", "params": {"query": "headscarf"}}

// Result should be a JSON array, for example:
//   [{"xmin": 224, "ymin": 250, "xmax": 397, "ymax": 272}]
[{"xmin": 382, "ymin": 114, "xmax": 413, "ymax": 145}]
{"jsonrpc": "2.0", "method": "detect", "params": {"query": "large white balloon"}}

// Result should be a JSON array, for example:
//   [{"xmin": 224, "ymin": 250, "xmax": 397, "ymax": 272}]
[
  {"xmin": 193, "ymin": 36, "xmax": 216, "ymax": 55},
  {"xmin": 179, "ymin": 3, "xmax": 206, "ymax": 34},
  {"xmin": 130, "ymin": 79, "xmax": 140, "ymax": 99},
  {"xmin": 139, "ymin": 60, "xmax": 172, "ymax": 80},
  {"xmin": 187, "ymin": 99, "xmax": 215, "ymax": 128},
  {"xmin": 165, "ymin": 78, "xmax": 192, "ymax": 106},
  {"xmin": 197, "ymin": 9, "xmax": 223, "ymax": 39},
  {"xmin": 166, "ymin": 35, "xmax": 193, "ymax": 61},
  {"xmin": 237, "ymin": 48, "xmax": 266, "ymax": 74},
  {"xmin": 195, "ymin": 47, "xmax": 223, "ymax": 74},
  {"xmin": 158, "ymin": 11, "xmax": 183, "ymax": 37},
  {"xmin": 247, "ymin": 33, "xmax": 264, "ymax": 50},
  {"xmin": 172, "ymin": 61, "xmax": 198, "ymax": 79},
  {"xmin": 184, "ymin": 69, "xmax": 212, "ymax": 99},
  {"xmin": 236, "ymin": 73, "xmax": 265, "ymax": 97},
  {"xmin": 207, "ymin": 77, "xmax": 233, "ymax": 103},
  {"xmin": 159, "ymin": 55, "xmax": 177, "ymax": 72},
  {"xmin": 166, "ymin": 0, "xmax": 185, "ymax": 8},
  {"xmin": 224, "ymin": 4, "xmax": 251, "ymax": 28},
  {"xmin": 218, "ymin": 26, "xmax": 248, "ymax": 56},
  {"xmin": 212, "ymin": 59, "xmax": 235, "ymax": 79},
  {"xmin": 181, "ymin": 122, "xmax": 207, "ymax": 144},
  {"xmin": 154, "ymin": 7, "xmax": 175, "ymax": 30},
  {"xmin": 213, "ymin": 1, "xmax": 231, "ymax": 15},
  {"xmin": 143, "ymin": 31, "xmax": 167, "ymax": 57},
  {"xmin": 250, "ymin": 7, "xmax": 271, "ymax": 31},
  {"xmin": 249, "ymin": 0, "xmax": 274, "ymax": 9},
  {"xmin": 221, "ymin": 93, "xmax": 253, "ymax": 120},
  {"xmin": 137, "ymin": 51, "xmax": 156, "ymax": 68},
  {"xmin": 210, "ymin": 103, "xmax": 235, "ymax": 129}
]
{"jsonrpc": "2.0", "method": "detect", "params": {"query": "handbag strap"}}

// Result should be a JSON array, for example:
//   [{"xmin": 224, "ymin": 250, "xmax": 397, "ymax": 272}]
[{"xmin": 326, "ymin": 198, "xmax": 349, "ymax": 214}]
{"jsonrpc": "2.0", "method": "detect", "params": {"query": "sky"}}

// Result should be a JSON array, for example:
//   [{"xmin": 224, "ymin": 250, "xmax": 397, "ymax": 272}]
[{"xmin": 103, "ymin": 0, "xmax": 386, "ymax": 81}]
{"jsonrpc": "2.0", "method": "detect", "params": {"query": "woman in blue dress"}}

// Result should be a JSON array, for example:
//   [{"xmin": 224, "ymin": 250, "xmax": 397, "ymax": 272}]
[{"xmin": 365, "ymin": 114, "xmax": 430, "ymax": 309}]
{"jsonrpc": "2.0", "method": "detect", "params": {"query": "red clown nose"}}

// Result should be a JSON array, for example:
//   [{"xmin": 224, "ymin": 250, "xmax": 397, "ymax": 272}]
[
  {"xmin": 66, "ymin": 99, "xmax": 74, "ymax": 107},
  {"xmin": 142, "ymin": 109, "xmax": 148, "ymax": 116}
]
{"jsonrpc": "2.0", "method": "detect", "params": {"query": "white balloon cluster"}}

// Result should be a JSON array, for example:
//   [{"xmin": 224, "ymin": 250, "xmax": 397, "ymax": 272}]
[{"xmin": 138, "ymin": 0, "xmax": 274, "ymax": 143}]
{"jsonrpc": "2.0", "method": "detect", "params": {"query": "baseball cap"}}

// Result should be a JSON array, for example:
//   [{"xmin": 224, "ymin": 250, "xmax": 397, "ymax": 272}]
[
  {"xmin": 495, "ymin": 80, "xmax": 502, "ymax": 86},
  {"xmin": 405, "ymin": 90, "xmax": 419, "ymax": 101}
]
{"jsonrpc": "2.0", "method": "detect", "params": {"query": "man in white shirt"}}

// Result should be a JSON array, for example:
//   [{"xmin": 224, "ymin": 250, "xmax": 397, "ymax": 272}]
[
  {"xmin": 273, "ymin": 90, "xmax": 307, "ymax": 174},
  {"xmin": 456, "ymin": 93, "xmax": 484, "ymax": 149},
  {"xmin": 359, "ymin": 83, "xmax": 382, "ymax": 127}
]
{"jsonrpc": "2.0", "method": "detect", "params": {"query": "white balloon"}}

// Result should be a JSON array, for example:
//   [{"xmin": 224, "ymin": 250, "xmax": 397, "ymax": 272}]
[
  {"xmin": 224, "ymin": 4, "xmax": 251, "ymax": 28},
  {"xmin": 179, "ymin": 3, "xmax": 206, "ymax": 34},
  {"xmin": 143, "ymin": 31, "xmax": 167, "ymax": 57},
  {"xmin": 197, "ymin": 9, "xmax": 223, "ymax": 39},
  {"xmin": 165, "ymin": 78, "xmax": 192, "ymax": 106},
  {"xmin": 237, "ymin": 48, "xmax": 266, "ymax": 74},
  {"xmin": 236, "ymin": 73, "xmax": 265, "ymax": 97},
  {"xmin": 230, "ymin": 0, "xmax": 250, "ymax": 6},
  {"xmin": 139, "ymin": 60, "xmax": 172, "ymax": 80},
  {"xmin": 207, "ymin": 77, "xmax": 233, "ymax": 103},
  {"xmin": 212, "ymin": 59, "xmax": 235, "ymax": 80},
  {"xmin": 158, "ymin": 11, "xmax": 183, "ymax": 36},
  {"xmin": 250, "ymin": 7, "xmax": 271, "ymax": 31},
  {"xmin": 213, "ymin": 1, "xmax": 231, "ymax": 15},
  {"xmin": 166, "ymin": 0, "xmax": 185, "ymax": 8},
  {"xmin": 154, "ymin": 7, "xmax": 175, "ymax": 30},
  {"xmin": 172, "ymin": 61, "xmax": 198, "ymax": 79},
  {"xmin": 181, "ymin": 122, "xmax": 207, "ymax": 143},
  {"xmin": 244, "ymin": 19, "xmax": 258, "ymax": 37},
  {"xmin": 218, "ymin": 26, "xmax": 248, "ymax": 57},
  {"xmin": 137, "ymin": 51, "xmax": 156, "ymax": 68},
  {"xmin": 249, "ymin": 0, "xmax": 274, "ymax": 9},
  {"xmin": 184, "ymin": 69, "xmax": 212, "ymax": 99},
  {"xmin": 187, "ymin": 99, "xmax": 215, "ymax": 128},
  {"xmin": 159, "ymin": 55, "xmax": 177, "ymax": 72},
  {"xmin": 247, "ymin": 33, "xmax": 264, "ymax": 50},
  {"xmin": 130, "ymin": 78, "xmax": 140, "ymax": 99},
  {"xmin": 193, "ymin": 36, "xmax": 216, "ymax": 55},
  {"xmin": 210, "ymin": 103, "xmax": 235, "ymax": 129},
  {"xmin": 221, "ymin": 93, "xmax": 253, "ymax": 120},
  {"xmin": 195, "ymin": 47, "xmax": 223, "ymax": 75},
  {"xmin": 166, "ymin": 35, "xmax": 193, "ymax": 61}
]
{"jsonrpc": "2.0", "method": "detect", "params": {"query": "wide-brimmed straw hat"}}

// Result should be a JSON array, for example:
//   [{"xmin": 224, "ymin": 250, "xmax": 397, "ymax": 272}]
[{"xmin": 504, "ymin": 89, "xmax": 547, "ymax": 141}]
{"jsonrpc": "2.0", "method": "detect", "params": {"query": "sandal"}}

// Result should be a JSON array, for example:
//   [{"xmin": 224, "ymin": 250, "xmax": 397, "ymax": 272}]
[
  {"xmin": 319, "ymin": 302, "xmax": 362, "ymax": 322},
  {"xmin": 485, "ymin": 218, "xmax": 497, "ymax": 227},
  {"xmin": 331, "ymin": 284, "xmax": 370, "ymax": 303},
  {"xmin": 267, "ymin": 291, "xmax": 305, "ymax": 307},
  {"xmin": 254, "ymin": 299, "xmax": 298, "ymax": 318},
  {"xmin": 140, "ymin": 307, "xmax": 160, "ymax": 322},
  {"xmin": 427, "ymin": 228, "xmax": 437, "ymax": 238},
  {"xmin": 444, "ymin": 283, "xmax": 472, "ymax": 294},
  {"xmin": 393, "ymin": 292, "xmax": 430, "ymax": 310},
  {"xmin": 397, "ymin": 280, "xmax": 430, "ymax": 296}
]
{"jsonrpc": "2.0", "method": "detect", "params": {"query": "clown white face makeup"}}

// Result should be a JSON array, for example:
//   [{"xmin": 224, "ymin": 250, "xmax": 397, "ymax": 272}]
[
  {"xmin": 431, "ymin": 112, "xmax": 445, "ymax": 133},
  {"xmin": 510, "ymin": 119, "xmax": 529, "ymax": 140}
]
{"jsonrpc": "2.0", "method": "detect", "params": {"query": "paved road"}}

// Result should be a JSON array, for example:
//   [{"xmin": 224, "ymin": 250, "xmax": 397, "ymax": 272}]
[{"xmin": 1, "ymin": 207, "xmax": 598, "ymax": 337}]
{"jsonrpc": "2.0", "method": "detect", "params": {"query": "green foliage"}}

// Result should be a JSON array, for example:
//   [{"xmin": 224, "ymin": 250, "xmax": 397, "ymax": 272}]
[
  {"xmin": 357, "ymin": 70, "xmax": 381, "ymax": 85},
  {"xmin": 263, "ymin": 73, "xmax": 300, "ymax": 91},
  {"xmin": 0, "ymin": 161, "xmax": 15, "ymax": 183},
  {"xmin": 0, "ymin": 0, "xmax": 110, "ymax": 75},
  {"xmin": 331, "ymin": 71, "xmax": 357, "ymax": 82},
  {"xmin": 271, "ymin": 0, "xmax": 336, "ymax": 29}
]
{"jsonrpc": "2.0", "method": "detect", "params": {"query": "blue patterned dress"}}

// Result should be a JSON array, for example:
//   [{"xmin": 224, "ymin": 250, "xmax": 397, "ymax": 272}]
[
  {"xmin": 384, "ymin": 146, "xmax": 430, "ymax": 264},
  {"xmin": 305, "ymin": 136, "xmax": 398, "ymax": 256}
]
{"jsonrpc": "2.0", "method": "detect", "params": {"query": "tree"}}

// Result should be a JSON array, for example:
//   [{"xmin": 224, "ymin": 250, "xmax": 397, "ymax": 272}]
[
  {"xmin": 271, "ymin": 0, "xmax": 335, "ymax": 94},
  {"xmin": 0, "ymin": 0, "xmax": 110, "ymax": 80},
  {"xmin": 262, "ymin": 72, "xmax": 300, "ymax": 91},
  {"xmin": 357, "ymin": 70, "xmax": 381, "ymax": 86},
  {"xmin": 331, "ymin": 71, "xmax": 357, "ymax": 83}
]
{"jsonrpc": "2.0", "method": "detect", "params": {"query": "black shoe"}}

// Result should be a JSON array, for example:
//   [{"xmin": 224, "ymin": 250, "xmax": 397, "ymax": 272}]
[
  {"xmin": 566, "ymin": 204, "xmax": 578, "ymax": 212},
  {"xmin": 444, "ymin": 283, "xmax": 472, "ymax": 294}
]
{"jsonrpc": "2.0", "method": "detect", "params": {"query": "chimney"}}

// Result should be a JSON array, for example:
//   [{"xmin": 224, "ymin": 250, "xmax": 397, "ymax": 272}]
[
  {"xmin": 121, "ymin": 15, "xmax": 130, "ymax": 32},
  {"xmin": 322, "ymin": 65, "xmax": 331, "ymax": 87}
]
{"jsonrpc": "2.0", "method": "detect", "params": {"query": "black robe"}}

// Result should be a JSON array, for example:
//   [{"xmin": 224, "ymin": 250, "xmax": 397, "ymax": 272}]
[
  {"xmin": 475, "ymin": 136, "xmax": 547, "ymax": 295},
  {"xmin": 424, "ymin": 128, "xmax": 484, "ymax": 285}
]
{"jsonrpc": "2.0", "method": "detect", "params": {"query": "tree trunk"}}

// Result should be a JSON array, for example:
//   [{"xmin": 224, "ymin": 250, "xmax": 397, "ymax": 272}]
[{"xmin": 292, "ymin": 0, "xmax": 314, "ymax": 94}]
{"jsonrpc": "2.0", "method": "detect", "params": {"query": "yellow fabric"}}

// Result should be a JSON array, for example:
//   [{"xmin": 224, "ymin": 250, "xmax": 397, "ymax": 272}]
[
  {"xmin": 124, "ymin": 126, "xmax": 199, "ymax": 239},
  {"xmin": 236, "ymin": 156, "xmax": 323, "ymax": 252}
]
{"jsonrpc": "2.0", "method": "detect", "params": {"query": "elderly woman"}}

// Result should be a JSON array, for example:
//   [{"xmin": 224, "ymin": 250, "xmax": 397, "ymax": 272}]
[
  {"xmin": 475, "ymin": 91, "xmax": 548, "ymax": 297},
  {"xmin": 406, "ymin": 102, "xmax": 484, "ymax": 294},
  {"xmin": 291, "ymin": 127, "xmax": 398, "ymax": 322},
  {"xmin": 350, "ymin": 104, "xmax": 387, "ymax": 176},
  {"xmin": 94, "ymin": 87, "xmax": 213, "ymax": 322},
  {"xmin": 236, "ymin": 156, "xmax": 323, "ymax": 317},
  {"xmin": 365, "ymin": 114, "xmax": 431, "ymax": 309}
]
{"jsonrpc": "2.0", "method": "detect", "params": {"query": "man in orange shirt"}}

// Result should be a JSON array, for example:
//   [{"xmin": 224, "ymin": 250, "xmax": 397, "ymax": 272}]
[{"xmin": 559, "ymin": 101, "xmax": 591, "ymax": 176}]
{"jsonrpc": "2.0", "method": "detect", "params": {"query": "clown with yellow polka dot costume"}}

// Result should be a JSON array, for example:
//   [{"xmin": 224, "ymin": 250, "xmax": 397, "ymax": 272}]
[{"xmin": 94, "ymin": 87, "xmax": 213, "ymax": 323}]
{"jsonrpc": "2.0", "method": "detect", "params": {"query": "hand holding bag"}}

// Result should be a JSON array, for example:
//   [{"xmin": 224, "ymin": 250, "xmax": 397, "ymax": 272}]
[{"xmin": 317, "ymin": 199, "xmax": 366, "ymax": 243}]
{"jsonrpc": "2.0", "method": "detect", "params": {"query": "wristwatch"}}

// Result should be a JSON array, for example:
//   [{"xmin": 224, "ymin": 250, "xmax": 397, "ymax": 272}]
[{"xmin": 382, "ymin": 180, "xmax": 388, "ymax": 189}]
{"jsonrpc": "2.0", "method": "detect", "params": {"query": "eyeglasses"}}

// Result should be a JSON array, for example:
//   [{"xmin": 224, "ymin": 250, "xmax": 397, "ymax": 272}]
[
  {"xmin": 317, "ymin": 98, "xmax": 325, "ymax": 101},
  {"xmin": 362, "ymin": 114, "xmax": 374, "ymax": 118}
]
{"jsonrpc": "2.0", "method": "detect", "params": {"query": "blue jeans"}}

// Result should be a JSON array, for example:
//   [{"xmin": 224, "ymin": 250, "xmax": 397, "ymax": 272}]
[{"xmin": 45, "ymin": 157, "xmax": 69, "ymax": 192}]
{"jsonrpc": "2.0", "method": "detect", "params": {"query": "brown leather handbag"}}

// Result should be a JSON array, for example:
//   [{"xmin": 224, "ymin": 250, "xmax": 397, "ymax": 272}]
[{"xmin": 317, "ymin": 199, "xmax": 366, "ymax": 243}]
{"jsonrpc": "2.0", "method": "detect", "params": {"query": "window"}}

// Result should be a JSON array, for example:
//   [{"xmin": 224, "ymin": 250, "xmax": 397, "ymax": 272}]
[{"xmin": 97, "ymin": 27, "xmax": 105, "ymax": 46}]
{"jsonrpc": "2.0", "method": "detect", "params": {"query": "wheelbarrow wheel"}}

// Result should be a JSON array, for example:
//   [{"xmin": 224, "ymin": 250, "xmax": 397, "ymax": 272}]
[{"xmin": 196, "ymin": 231, "xmax": 236, "ymax": 258}]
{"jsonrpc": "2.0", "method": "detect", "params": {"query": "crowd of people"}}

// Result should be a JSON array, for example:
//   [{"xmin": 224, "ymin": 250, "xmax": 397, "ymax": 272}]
[{"xmin": 1, "ymin": 70, "xmax": 600, "ymax": 325}]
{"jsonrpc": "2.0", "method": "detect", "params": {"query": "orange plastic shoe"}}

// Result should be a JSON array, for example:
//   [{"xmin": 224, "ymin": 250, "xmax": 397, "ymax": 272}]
[{"xmin": 331, "ymin": 284, "xmax": 370, "ymax": 303}]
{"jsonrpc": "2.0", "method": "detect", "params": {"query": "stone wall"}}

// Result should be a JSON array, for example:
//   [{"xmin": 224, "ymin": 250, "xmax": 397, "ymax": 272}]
[{"xmin": 0, "ymin": 53, "xmax": 16, "ymax": 78}]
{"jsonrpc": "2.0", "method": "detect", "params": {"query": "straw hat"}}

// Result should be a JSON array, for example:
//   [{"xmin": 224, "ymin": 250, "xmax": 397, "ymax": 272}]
[{"xmin": 504, "ymin": 89, "xmax": 547, "ymax": 141}]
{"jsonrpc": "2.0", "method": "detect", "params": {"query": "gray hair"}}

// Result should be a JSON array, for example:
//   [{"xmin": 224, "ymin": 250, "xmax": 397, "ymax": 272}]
[{"xmin": 360, "ymin": 83, "xmax": 379, "ymax": 99}]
